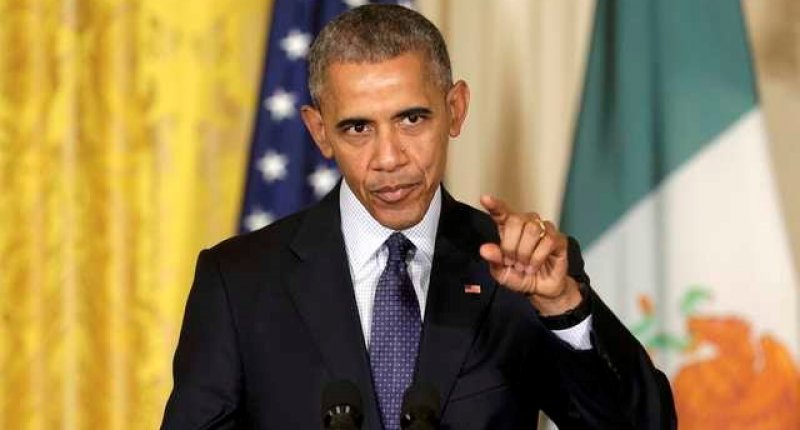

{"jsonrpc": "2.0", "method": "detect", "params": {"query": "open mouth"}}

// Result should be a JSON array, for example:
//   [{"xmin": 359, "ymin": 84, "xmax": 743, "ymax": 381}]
[{"xmin": 372, "ymin": 183, "xmax": 420, "ymax": 204}]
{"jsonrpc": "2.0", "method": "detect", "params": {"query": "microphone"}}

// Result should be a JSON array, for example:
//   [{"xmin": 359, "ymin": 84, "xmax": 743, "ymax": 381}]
[
  {"xmin": 400, "ymin": 383, "xmax": 441, "ymax": 429},
  {"xmin": 321, "ymin": 380, "xmax": 363, "ymax": 429}
]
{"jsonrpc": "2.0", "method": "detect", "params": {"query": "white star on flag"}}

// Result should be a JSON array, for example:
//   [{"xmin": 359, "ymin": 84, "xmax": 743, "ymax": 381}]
[
  {"xmin": 244, "ymin": 208, "xmax": 274, "ymax": 232},
  {"xmin": 264, "ymin": 88, "xmax": 297, "ymax": 121},
  {"xmin": 280, "ymin": 29, "xmax": 312, "ymax": 60},
  {"xmin": 343, "ymin": 0, "xmax": 369, "ymax": 9},
  {"xmin": 256, "ymin": 150, "xmax": 289, "ymax": 183},
  {"xmin": 308, "ymin": 165, "xmax": 340, "ymax": 199}
]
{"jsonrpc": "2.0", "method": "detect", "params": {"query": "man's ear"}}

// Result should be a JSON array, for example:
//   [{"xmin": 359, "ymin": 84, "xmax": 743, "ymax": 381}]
[
  {"xmin": 300, "ymin": 105, "xmax": 334, "ymax": 159},
  {"xmin": 446, "ymin": 80, "xmax": 470, "ymax": 138}
]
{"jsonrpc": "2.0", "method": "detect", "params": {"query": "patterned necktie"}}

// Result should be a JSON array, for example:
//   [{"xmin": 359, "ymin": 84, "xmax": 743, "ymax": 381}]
[{"xmin": 369, "ymin": 232, "xmax": 421, "ymax": 430}]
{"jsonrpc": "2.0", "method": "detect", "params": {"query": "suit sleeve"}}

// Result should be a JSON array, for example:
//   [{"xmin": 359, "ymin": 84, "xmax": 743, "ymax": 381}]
[
  {"xmin": 161, "ymin": 250, "xmax": 242, "ymax": 429},
  {"xmin": 537, "ymin": 238, "xmax": 677, "ymax": 429}
]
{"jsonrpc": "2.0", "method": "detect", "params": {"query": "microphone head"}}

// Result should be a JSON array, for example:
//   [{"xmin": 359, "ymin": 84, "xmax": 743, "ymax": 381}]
[
  {"xmin": 321, "ymin": 380, "xmax": 363, "ymax": 429},
  {"xmin": 400, "ymin": 383, "xmax": 440, "ymax": 429}
]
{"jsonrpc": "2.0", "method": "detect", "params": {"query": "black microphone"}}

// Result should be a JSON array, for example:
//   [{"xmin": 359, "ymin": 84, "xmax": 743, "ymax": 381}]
[
  {"xmin": 321, "ymin": 380, "xmax": 363, "ymax": 429},
  {"xmin": 400, "ymin": 383, "xmax": 440, "ymax": 429}
]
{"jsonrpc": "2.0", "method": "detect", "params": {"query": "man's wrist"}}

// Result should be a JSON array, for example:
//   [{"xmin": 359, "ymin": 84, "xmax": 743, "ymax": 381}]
[
  {"xmin": 533, "ymin": 280, "xmax": 592, "ymax": 330},
  {"xmin": 529, "ymin": 276, "xmax": 583, "ymax": 316}
]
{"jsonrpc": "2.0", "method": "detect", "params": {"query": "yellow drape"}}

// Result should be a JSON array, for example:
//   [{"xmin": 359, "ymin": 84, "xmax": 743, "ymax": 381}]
[{"xmin": 0, "ymin": 0, "xmax": 271, "ymax": 428}]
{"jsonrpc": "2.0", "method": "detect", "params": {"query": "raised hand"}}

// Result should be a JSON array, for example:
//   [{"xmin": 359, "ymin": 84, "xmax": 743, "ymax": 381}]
[{"xmin": 478, "ymin": 195, "xmax": 582, "ymax": 315}]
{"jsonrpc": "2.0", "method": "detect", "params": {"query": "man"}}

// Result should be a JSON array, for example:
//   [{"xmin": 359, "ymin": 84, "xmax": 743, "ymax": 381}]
[{"xmin": 163, "ymin": 5, "xmax": 675, "ymax": 429}]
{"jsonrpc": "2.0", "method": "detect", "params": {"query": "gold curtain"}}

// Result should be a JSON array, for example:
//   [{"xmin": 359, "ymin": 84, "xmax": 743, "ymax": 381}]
[{"xmin": 0, "ymin": 0, "xmax": 271, "ymax": 427}]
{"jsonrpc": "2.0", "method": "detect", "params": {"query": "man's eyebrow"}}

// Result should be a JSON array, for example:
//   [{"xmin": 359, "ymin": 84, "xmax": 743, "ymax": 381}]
[
  {"xmin": 335, "ymin": 117, "xmax": 372, "ymax": 130},
  {"xmin": 393, "ymin": 107, "xmax": 433, "ymax": 120}
]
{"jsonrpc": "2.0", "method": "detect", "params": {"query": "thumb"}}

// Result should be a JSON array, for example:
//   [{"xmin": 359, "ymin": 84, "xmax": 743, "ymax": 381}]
[{"xmin": 479, "ymin": 243, "xmax": 505, "ymax": 267}]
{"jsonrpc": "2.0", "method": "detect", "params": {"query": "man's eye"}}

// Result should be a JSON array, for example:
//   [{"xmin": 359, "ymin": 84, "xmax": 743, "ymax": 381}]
[
  {"xmin": 402, "ymin": 114, "xmax": 424, "ymax": 125},
  {"xmin": 345, "ymin": 123, "xmax": 369, "ymax": 134}
]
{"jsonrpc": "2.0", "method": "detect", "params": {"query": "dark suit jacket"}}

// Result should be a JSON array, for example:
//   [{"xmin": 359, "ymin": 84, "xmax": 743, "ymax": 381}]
[{"xmin": 162, "ymin": 186, "xmax": 676, "ymax": 429}]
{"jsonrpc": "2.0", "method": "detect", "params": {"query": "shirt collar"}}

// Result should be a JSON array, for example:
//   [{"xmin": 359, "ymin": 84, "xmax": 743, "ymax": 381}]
[{"xmin": 339, "ymin": 180, "xmax": 441, "ymax": 270}]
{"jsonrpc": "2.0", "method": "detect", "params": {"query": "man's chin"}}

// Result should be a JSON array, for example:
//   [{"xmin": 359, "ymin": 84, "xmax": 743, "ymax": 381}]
[{"xmin": 371, "ymin": 207, "xmax": 425, "ymax": 231}]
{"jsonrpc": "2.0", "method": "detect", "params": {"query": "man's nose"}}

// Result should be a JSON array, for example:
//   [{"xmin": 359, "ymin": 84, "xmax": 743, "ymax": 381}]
[{"xmin": 373, "ymin": 127, "xmax": 407, "ymax": 171}]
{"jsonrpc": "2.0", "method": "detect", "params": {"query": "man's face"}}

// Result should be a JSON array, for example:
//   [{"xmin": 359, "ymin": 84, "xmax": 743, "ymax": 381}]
[{"xmin": 301, "ymin": 51, "xmax": 469, "ymax": 230}]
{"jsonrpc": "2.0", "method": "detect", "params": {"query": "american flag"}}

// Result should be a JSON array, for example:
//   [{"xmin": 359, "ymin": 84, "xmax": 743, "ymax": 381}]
[
  {"xmin": 239, "ymin": 0, "xmax": 416, "ymax": 233},
  {"xmin": 464, "ymin": 284, "xmax": 481, "ymax": 295}
]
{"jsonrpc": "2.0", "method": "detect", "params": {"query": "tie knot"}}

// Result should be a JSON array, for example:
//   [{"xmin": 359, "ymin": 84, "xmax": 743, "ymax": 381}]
[{"xmin": 385, "ymin": 232, "xmax": 414, "ymax": 262}]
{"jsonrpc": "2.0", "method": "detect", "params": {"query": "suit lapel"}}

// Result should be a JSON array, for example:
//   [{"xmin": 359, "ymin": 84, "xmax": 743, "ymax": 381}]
[
  {"xmin": 416, "ymin": 190, "xmax": 498, "ymax": 411},
  {"xmin": 284, "ymin": 186, "xmax": 381, "ymax": 427}
]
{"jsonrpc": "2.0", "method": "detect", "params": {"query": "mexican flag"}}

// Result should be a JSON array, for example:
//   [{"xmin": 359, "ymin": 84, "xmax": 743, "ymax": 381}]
[{"xmin": 561, "ymin": 1, "xmax": 800, "ymax": 428}]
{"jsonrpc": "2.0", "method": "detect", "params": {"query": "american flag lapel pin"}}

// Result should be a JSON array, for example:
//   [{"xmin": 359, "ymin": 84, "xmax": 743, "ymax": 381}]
[{"xmin": 464, "ymin": 284, "xmax": 481, "ymax": 295}]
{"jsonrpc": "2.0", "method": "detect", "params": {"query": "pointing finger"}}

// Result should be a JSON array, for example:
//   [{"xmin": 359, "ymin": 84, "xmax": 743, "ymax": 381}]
[{"xmin": 480, "ymin": 195, "xmax": 510, "ymax": 226}]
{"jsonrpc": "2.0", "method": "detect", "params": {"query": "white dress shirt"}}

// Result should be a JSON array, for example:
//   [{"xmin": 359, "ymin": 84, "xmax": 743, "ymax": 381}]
[{"xmin": 338, "ymin": 181, "xmax": 592, "ymax": 350}]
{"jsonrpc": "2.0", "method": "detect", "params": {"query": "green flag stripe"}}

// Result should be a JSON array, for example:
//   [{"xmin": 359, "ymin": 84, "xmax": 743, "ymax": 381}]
[{"xmin": 561, "ymin": 1, "xmax": 757, "ymax": 247}]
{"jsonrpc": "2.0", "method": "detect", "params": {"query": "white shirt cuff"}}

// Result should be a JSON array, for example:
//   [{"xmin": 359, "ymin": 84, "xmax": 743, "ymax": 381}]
[{"xmin": 551, "ymin": 315, "xmax": 593, "ymax": 350}]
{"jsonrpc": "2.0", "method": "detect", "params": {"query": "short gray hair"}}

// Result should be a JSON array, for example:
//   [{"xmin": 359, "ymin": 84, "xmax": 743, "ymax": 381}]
[{"xmin": 307, "ymin": 4, "xmax": 453, "ymax": 106}]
